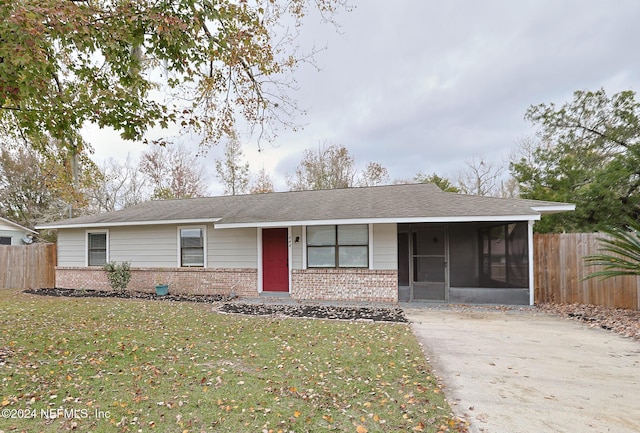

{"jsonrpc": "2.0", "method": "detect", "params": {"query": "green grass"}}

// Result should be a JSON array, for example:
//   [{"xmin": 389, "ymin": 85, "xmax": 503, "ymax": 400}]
[{"xmin": 0, "ymin": 289, "xmax": 462, "ymax": 432}]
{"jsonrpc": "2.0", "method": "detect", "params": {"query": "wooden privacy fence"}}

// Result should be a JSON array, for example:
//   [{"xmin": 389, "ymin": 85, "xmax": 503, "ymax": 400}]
[
  {"xmin": 534, "ymin": 233, "xmax": 640, "ymax": 310},
  {"xmin": 0, "ymin": 244, "xmax": 56, "ymax": 289}
]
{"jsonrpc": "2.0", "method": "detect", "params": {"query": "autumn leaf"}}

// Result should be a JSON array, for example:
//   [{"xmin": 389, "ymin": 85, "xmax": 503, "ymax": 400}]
[
  {"xmin": 0, "ymin": 0, "xmax": 349, "ymax": 160},
  {"xmin": 0, "ymin": 290, "xmax": 458, "ymax": 432}
]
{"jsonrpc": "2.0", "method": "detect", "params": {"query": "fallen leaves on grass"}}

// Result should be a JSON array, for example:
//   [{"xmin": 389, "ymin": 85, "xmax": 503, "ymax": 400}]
[{"xmin": 1, "ymin": 290, "xmax": 458, "ymax": 432}]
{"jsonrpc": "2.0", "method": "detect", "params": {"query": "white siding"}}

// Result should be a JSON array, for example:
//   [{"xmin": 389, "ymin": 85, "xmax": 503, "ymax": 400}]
[
  {"xmin": 0, "ymin": 220, "xmax": 23, "ymax": 231},
  {"xmin": 0, "ymin": 221, "xmax": 29, "ymax": 245},
  {"xmin": 58, "ymin": 225, "xmax": 259, "ymax": 268},
  {"xmin": 57, "ymin": 228, "xmax": 87, "ymax": 266},
  {"xmin": 58, "ymin": 225, "xmax": 189, "ymax": 267},
  {"xmin": 210, "ymin": 227, "xmax": 258, "ymax": 269},
  {"xmin": 110, "ymin": 225, "xmax": 178, "ymax": 267},
  {"xmin": 291, "ymin": 226, "xmax": 303, "ymax": 270},
  {"xmin": 0, "ymin": 230, "xmax": 19, "ymax": 245},
  {"xmin": 373, "ymin": 223, "xmax": 397, "ymax": 270},
  {"xmin": 57, "ymin": 223, "xmax": 394, "ymax": 270}
]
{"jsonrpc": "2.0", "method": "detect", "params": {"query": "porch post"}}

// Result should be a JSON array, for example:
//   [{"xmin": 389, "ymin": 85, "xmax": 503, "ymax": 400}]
[
  {"xmin": 528, "ymin": 220, "xmax": 535, "ymax": 306},
  {"xmin": 288, "ymin": 226, "xmax": 293, "ymax": 294},
  {"xmin": 257, "ymin": 227, "xmax": 263, "ymax": 294}
]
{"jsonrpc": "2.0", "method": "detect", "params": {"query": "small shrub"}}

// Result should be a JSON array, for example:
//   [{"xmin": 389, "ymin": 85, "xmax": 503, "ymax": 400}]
[{"xmin": 103, "ymin": 261, "xmax": 132, "ymax": 291}]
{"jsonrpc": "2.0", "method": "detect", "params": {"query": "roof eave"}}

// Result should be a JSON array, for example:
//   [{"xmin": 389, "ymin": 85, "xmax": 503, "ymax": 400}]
[
  {"xmin": 214, "ymin": 214, "xmax": 542, "ymax": 229},
  {"xmin": 36, "ymin": 218, "xmax": 222, "ymax": 230},
  {"xmin": 530, "ymin": 204, "xmax": 576, "ymax": 214},
  {"xmin": 0, "ymin": 216, "xmax": 37, "ymax": 234}
]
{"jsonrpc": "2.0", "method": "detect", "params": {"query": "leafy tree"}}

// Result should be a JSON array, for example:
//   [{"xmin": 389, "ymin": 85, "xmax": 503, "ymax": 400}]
[
  {"xmin": 0, "ymin": 0, "xmax": 348, "ymax": 184},
  {"xmin": 511, "ymin": 89, "xmax": 640, "ymax": 232},
  {"xmin": 249, "ymin": 167, "xmax": 274, "ymax": 194},
  {"xmin": 583, "ymin": 219, "xmax": 640, "ymax": 280},
  {"xmin": 0, "ymin": 136, "xmax": 98, "ymax": 229},
  {"xmin": 215, "ymin": 138, "xmax": 249, "ymax": 195},
  {"xmin": 413, "ymin": 171, "xmax": 459, "ymax": 193},
  {"xmin": 140, "ymin": 145, "xmax": 208, "ymax": 199}
]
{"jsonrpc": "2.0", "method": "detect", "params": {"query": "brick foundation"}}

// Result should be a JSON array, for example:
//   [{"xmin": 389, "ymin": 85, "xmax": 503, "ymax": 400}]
[
  {"xmin": 291, "ymin": 269, "xmax": 398, "ymax": 303},
  {"xmin": 55, "ymin": 267, "xmax": 258, "ymax": 297}
]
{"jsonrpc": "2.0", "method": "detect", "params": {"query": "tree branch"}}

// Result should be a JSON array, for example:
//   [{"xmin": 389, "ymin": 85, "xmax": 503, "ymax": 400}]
[{"xmin": 556, "ymin": 120, "xmax": 632, "ymax": 149}]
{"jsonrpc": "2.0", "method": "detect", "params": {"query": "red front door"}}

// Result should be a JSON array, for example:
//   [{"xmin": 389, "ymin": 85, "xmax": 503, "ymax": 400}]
[{"xmin": 262, "ymin": 228, "xmax": 289, "ymax": 292}]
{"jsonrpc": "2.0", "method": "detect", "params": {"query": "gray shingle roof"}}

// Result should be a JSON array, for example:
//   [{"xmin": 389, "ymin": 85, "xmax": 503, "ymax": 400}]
[{"xmin": 37, "ymin": 183, "xmax": 574, "ymax": 229}]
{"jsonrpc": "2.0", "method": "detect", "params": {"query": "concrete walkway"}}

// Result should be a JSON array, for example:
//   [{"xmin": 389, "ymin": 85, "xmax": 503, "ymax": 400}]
[{"xmin": 405, "ymin": 307, "xmax": 640, "ymax": 433}]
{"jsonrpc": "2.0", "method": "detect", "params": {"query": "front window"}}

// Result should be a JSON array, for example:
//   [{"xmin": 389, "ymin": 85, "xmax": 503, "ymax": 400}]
[
  {"xmin": 87, "ymin": 232, "xmax": 107, "ymax": 266},
  {"xmin": 180, "ymin": 228, "xmax": 204, "ymax": 267},
  {"xmin": 307, "ymin": 224, "xmax": 369, "ymax": 268}
]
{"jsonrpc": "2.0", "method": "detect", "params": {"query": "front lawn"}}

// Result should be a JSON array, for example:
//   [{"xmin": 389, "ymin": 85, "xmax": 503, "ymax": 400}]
[{"xmin": 0, "ymin": 289, "xmax": 463, "ymax": 432}]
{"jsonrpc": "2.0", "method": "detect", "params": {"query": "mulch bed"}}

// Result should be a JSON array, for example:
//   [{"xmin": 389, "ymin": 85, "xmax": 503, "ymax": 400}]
[
  {"xmin": 23, "ymin": 288, "xmax": 409, "ymax": 323},
  {"xmin": 24, "ymin": 287, "xmax": 230, "ymax": 303},
  {"xmin": 217, "ymin": 302, "xmax": 408, "ymax": 323}
]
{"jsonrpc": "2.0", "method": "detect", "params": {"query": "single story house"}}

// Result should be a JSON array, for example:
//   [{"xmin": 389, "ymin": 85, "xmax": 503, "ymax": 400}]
[
  {"xmin": 0, "ymin": 216, "xmax": 36, "ymax": 245},
  {"xmin": 37, "ymin": 183, "xmax": 574, "ymax": 304}
]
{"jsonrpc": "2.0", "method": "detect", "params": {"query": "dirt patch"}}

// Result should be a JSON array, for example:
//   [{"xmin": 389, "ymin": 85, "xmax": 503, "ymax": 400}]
[{"xmin": 24, "ymin": 288, "xmax": 408, "ymax": 323}]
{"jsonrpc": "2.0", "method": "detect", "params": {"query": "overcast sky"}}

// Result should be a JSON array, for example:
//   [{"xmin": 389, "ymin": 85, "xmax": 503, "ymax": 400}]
[{"xmin": 87, "ymin": 0, "xmax": 640, "ymax": 194}]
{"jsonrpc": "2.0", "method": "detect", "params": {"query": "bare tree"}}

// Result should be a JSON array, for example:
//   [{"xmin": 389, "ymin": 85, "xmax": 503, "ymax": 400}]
[
  {"xmin": 286, "ymin": 143, "xmax": 357, "ymax": 191},
  {"xmin": 215, "ymin": 139, "xmax": 250, "ymax": 195},
  {"xmin": 498, "ymin": 176, "xmax": 520, "ymax": 198},
  {"xmin": 358, "ymin": 162, "xmax": 390, "ymax": 187},
  {"xmin": 88, "ymin": 156, "xmax": 150, "ymax": 212},
  {"xmin": 286, "ymin": 143, "xmax": 392, "ymax": 191},
  {"xmin": 249, "ymin": 168, "xmax": 275, "ymax": 194},
  {"xmin": 456, "ymin": 156, "xmax": 506, "ymax": 197},
  {"xmin": 140, "ymin": 145, "xmax": 208, "ymax": 199}
]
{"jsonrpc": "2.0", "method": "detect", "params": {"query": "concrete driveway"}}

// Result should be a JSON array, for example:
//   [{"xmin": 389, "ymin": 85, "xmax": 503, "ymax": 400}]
[{"xmin": 405, "ymin": 307, "xmax": 640, "ymax": 433}]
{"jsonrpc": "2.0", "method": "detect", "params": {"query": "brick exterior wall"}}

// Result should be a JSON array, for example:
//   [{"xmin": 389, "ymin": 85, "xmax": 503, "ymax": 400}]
[
  {"xmin": 291, "ymin": 269, "xmax": 398, "ymax": 303},
  {"xmin": 55, "ymin": 267, "xmax": 398, "ymax": 303},
  {"xmin": 55, "ymin": 267, "xmax": 258, "ymax": 297}
]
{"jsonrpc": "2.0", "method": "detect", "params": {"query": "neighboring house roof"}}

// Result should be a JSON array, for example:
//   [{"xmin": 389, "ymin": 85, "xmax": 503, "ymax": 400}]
[
  {"xmin": 0, "ymin": 216, "xmax": 37, "ymax": 234},
  {"xmin": 36, "ymin": 183, "xmax": 575, "ymax": 230}
]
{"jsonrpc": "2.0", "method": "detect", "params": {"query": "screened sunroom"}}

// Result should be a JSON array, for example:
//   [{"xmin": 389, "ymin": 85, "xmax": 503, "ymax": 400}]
[{"xmin": 397, "ymin": 221, "xmax": 531, "ymax": 304}]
